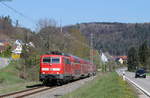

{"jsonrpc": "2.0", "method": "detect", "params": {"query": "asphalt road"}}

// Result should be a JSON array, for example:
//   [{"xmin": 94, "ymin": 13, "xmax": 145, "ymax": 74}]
[
  {"xmin": 0, "ymin": 57, "xmax": 10, "ymax": 69},
  {"xmin": 117, "ymin": 68, "xmax": 150, "ymax": 97}
]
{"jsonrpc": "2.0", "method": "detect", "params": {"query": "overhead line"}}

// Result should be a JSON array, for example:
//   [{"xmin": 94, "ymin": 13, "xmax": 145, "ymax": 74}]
[
  {"xmin": 0, "ymin": 4, "xmax": 17, "ymax": 25},
  {"xmin": 0, "ymin": 2, "xmax": 36, "ymax": 24},
  {"xmin": 0, "ymin": 2, "xmax": 90, "ymax": 48}
]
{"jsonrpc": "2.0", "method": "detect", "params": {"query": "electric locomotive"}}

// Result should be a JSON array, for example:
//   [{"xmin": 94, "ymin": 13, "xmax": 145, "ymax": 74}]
[{"xmin": 39, "ymin": 51, "xmax": 96, "ymax": 85}]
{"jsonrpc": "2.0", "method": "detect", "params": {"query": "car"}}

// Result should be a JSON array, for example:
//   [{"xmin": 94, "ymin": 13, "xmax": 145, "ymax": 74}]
[{"xmin": 135, "ymin": 69, "xmax": 146, "ymax": 78}]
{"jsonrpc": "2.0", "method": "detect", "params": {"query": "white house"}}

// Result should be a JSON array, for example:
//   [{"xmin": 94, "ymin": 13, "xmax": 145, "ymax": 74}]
[
  {"xmin": 101, "ymin": 53, "xmax": 108, "ymax": 63},
  {"xmin": 12, "ymin": 40, "xmax": 23, "ymax": 54}
]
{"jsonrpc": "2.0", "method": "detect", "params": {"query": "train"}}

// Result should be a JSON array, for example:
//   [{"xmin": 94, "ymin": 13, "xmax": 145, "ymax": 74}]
[{"xmin": 39, "ymin": 51, "xmax": 96, "ymax": 85}]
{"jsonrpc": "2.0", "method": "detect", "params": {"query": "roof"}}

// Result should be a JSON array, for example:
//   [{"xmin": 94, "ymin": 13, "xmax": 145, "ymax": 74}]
[{"xmin": 113, "ymin": 56, "xmax": 128, "ymax": 60}]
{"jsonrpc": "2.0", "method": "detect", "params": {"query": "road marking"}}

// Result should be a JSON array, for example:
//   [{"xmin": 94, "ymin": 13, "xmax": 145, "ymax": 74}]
[
  {"xmin": 116, "ymin": 70, "xmax": 150, "ymax": 97},
  {"xmin": 125, "ymin": 76, "xmax": 150, "ymax": 97}
]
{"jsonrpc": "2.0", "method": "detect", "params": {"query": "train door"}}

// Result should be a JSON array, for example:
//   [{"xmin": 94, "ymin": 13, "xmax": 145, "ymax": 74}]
[{"xmin": 63, "ymin": 57, "xmax": 71, "ymax": 75}]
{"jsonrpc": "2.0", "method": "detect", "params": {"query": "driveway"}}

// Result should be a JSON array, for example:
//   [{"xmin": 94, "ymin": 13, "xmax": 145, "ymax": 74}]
[{"xmin": 0, "ymin": 57, "xmax": 10, "ymax": 69}]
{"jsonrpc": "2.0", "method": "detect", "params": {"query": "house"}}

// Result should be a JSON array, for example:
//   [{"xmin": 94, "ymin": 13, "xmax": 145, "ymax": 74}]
[
  {"xmin": 12, "ymin": 40, "xmax": 22, "ymax": 54},
  {"xmin": 11, "ymin": 40, "xmax": 23, "ymax": 59},
  {"xmin": 0, "ymin": 40, "xmax": 10, "ymax": 53},
  {"xmin": 0, "ymin": 46, "xmax": 5, "ymax": 53},
  {"xmin": 101, "ymin": 53, "xmax": 108, "ymax": 63},
  {"xmin": 113, "ymin": 56, "xmax": 128, "ymax": 64},
  {"xmin": 11, "ymin": 40, "xmax": 35, "ymax": 59}
]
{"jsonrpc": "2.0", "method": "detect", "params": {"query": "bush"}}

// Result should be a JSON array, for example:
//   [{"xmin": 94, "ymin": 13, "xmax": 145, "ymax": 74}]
[{"xmin": 0, "ymin": 77, "xmax": 4, "ymax": 84}]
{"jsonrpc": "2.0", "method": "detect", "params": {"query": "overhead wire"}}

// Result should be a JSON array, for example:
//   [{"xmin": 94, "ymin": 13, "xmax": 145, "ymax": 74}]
[
  {"xmin": 0, "ymin": 2, "xmax": 36, "ymax": 24},
  {"xmin": 0, "ymin": 1, "xmax": 91, "ymax": 48}
]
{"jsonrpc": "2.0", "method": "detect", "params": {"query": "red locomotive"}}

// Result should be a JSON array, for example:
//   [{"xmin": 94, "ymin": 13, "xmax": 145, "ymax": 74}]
[{"xmin": 40, "ymin": 51, "xmax": 96, "ymax": 85}]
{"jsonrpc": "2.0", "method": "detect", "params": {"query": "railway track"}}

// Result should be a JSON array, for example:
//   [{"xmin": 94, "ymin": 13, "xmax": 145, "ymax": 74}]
[
  {"xmin": 0, "ymin": 76, "xmax": 96, "ymax": 98},
  {"xmin": 0, "ymin": 86, "xmax": 52, "ymax": 98}
]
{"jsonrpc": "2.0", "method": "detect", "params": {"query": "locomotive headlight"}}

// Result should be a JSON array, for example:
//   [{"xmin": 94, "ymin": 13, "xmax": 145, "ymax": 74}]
[
  {"xmin": 42, "ymin": 68, "xmax": 49, "ymax": 71},
  {"xmin": 50, "ymin": 68, "xmax": 60, "ymax": 71}
]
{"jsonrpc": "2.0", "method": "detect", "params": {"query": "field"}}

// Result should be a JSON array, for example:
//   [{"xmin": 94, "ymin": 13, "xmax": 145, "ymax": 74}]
[
  {"xmin": 62, "ymin": 72, "xmax": 138, "ymax": 98},
  {"xmin": 147, "ymin": 73, "xmax": 150, "ymax": 76},
  {"xmin": 0, "ymin": 61, "xmax": 40, "ymax": 94},
  {"xmin": 0, "ymin": 61, "xmax": 138, "ymax": 97}
]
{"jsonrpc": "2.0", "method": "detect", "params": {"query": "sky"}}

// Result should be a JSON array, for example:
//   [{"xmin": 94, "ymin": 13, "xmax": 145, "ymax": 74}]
[{"xmin": 0, "ymin": 0, "xmax": 150, "ymax": 30}]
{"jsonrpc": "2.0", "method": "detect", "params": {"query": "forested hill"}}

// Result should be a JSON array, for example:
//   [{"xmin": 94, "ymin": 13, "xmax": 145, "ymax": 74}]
[{"xmin": 65, "ymin": 22, "xmax": 150, "ymax": 55}]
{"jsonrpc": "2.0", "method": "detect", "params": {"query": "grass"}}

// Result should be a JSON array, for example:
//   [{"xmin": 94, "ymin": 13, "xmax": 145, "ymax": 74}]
[
  {"xmin": 0, "ymin": 61, "xmax": 24, "ymax": 85},
  {"xmin": 62, "ymin": 72, "xmax": 138, "ymax": 98},
  {"xmin": 0, "ymin": 81, "xmax": 40, "ymax": 94},
  {"xmin": 0, "ymin": 60, "xmax": 41, "ymax": 94},
  {"xmin": 146, "ymin": 73, "xmax": 150, "ymax": 76}
]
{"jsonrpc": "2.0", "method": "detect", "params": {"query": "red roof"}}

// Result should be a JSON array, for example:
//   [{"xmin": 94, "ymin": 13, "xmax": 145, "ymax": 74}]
[{"xmin": 113, "ymin": 56, "xmax": 128, "ymax": 60}]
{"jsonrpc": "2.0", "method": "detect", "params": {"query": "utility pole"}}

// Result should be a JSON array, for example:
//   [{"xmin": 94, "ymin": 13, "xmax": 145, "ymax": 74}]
[
  {"xmin": 90, "ymin": 33, "xmax": 94, "ymax": 64},
  {"xmin": 15, "ymin": 20, "xmax": 19, "ymax": 27},
  {"xmin": 60, "ymin": 19, "xmax": 62, "ymax": 33}
]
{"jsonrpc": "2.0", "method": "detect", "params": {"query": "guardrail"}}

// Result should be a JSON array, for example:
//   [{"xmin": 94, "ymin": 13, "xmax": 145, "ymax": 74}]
[
  {"xmin": 116, "ymin": 70, "xmax": 150, "ymax": 97},
  {"xmin": 125, "ymin": 76, "xmax": 150, "ymax": 97}
]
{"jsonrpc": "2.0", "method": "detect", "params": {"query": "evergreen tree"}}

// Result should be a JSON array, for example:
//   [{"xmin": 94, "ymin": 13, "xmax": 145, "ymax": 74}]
[
  {"xmin": 127, "ymin": 47, "xmax": 139, "ymax": 71},
  {"xmin": 138, "ymin": 41, "xmax": 150, "ymax": 69}
]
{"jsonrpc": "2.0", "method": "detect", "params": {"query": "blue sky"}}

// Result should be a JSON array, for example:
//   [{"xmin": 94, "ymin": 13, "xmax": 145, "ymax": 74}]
[{"xmin": 0, "ymin": 0, "xmax": 150, "ymax": 30}]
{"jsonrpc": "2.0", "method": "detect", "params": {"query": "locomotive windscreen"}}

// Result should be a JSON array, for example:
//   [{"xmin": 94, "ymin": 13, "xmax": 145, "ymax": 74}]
[{"xmin": 43, "ymin": 57, "xmax": 60, "ymax": 64}]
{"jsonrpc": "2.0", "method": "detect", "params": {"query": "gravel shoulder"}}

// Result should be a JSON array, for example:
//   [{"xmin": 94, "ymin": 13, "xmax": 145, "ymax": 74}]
[{"xmin": 25, "ymin": 76, "xmax": 95, "ymax": 98}]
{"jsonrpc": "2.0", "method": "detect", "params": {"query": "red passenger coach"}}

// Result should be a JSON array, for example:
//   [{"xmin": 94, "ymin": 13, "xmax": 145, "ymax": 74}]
[{"xmin": 40, "ymin": 51, "xmax": 96, "ymax": 85}]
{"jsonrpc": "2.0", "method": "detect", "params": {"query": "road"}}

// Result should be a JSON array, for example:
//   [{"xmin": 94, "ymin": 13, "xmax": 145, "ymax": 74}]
[
  {"xmin": 117, "ymin": 68, "xmax": 150, "ymax": 98},
  {"xmin": 0, "ymin": 57, "xmax": 10, "ymax": 69}
]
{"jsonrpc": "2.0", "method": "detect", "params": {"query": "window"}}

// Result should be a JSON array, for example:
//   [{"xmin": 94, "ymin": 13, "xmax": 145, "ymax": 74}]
[
  {"xmin": 43, "ymin": 57, "xmax": 50, "ymax": 63},
  {"xmin": 51, "ymin": 57, "xmax": 60, "ymax": 63},
  {"xmin": 67, "ymin": 59, "xmax": 71, "ymax": 64},
  {"xmin": 137, "ymin": 69, "xmax": 145, "ymax": 74},
  {"xmin": 64, "ymin": 58, "xmax": 71, "ymax": 64},
  {"xmin": 75, "ymin": 59, "xmax": 80, "ymax": 64},
  {"xmin": 43, "ymin": 57, "xmax": 60, "ymax": 63}
]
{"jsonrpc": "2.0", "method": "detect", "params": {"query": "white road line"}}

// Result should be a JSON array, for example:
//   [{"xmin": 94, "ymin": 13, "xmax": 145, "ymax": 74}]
[
  {"xmin": 125, "ymin": 76, "xmax": 150, "ymax": 97},
  {"xmin": 116, "ymin": 70, "xmax": 150, "ymax": 97}
]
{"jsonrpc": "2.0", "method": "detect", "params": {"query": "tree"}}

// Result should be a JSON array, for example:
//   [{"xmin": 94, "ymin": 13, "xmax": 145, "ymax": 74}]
[
  {"xmin": 138, "ymin": 41, "xmax": 150, "ymax": 69},
  {"xmin": 0, "ymin": 45, "xmax": 11, "ymax": 57},
  {"xmin": 127, "ymin": 47, "xmax": 139, "ymax": 71},
  {"xmin": 66, "ymin": 28, "xmax": 90, "ymax": 59},
  {"xmin": 36, "ymin": 18, "xmax": 57, "ymax": 32}
]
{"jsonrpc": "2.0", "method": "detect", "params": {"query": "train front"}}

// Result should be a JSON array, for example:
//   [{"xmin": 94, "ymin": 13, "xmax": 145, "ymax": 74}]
[{"xmin": 39, "ymin": 54, "xmax": 64, "ymax": 85}]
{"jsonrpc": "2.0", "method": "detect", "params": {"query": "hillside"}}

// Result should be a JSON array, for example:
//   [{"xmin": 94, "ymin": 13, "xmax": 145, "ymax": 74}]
[
  {"xmin": 2, "ymin": 16, "xmax": 150, "ymax": 56},
  {"xmin": 66, "ymin": 22, "xmax": 150, "ymax": 55},
  {"xmin": 0, "ymin": 16, "xmax": 34, "ymax": 42}
]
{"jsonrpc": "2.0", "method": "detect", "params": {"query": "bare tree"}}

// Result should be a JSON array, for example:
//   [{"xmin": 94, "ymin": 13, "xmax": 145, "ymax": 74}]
[
  {"xmin": 36, "ymin": 18, "xmax": 57, "ymax": 32},
  {"xmin": 35, "ymin": 18, "xmax": 61, "ymax": 52}
]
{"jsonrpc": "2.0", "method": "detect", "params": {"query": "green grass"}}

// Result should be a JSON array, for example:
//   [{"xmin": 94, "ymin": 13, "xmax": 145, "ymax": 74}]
[
  {"xmin": 0, "ymin": 61, "xmax": 24, "ymax": 85},
  {"xmin": 62, "ymin": 72, "xmax": 138, "ymax": 98},
  {"xmin": 0, "ymin": 61, "xmax": 41, "ymax": 94},
  {"xmin": 146, "ymin": 73, "xmax": 150, "ymax": 76}
]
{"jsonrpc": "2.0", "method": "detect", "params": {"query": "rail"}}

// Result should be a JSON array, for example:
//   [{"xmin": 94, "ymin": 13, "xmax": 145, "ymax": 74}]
[{"xmin": 0, "ymin": 86, "xmax": 51, "ymax": 98}]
